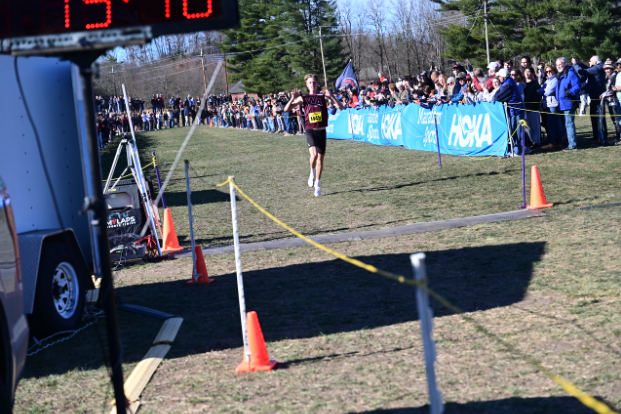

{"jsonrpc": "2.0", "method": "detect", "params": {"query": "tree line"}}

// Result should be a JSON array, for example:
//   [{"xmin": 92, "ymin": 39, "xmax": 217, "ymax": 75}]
[{"xmin": 93, "ymin": 0, "xmax": 621, "ymax": 100}]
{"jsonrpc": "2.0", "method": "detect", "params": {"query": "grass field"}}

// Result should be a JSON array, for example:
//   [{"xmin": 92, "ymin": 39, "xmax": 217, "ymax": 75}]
[{"xmin": 14, "ymin": 116, "xmax": 621, "ymax": 413}]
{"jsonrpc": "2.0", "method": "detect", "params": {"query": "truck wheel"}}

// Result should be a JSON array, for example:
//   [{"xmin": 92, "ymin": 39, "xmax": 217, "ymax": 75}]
[{"xmin": 31, "ymin": 243, "xmax": 86, "ymax": 336}]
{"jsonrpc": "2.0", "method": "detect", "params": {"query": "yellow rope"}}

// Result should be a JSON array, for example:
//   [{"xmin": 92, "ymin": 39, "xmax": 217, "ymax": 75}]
[
  {"xmin": 507, "ymin": 104, "xmax": 619, "ymax": 117},
  {"xmin": 216, "ymin": 177, "xmax": 619, "ymax": 414}
]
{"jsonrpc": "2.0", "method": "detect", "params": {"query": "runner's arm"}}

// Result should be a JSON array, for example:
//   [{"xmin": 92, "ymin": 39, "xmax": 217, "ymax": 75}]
[
  {"xmin": 284, "ymin": 90, "xmax": 303, "ymax": 112},
  {"xmin": 324, "ymin": 89, "xmax": 344, "ymax": 111}
]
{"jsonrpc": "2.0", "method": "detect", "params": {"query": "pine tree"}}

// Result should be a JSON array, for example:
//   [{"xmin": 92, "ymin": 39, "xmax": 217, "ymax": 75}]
[
  {"xmin": 433, "ymin": 0, "xmax": 621, "ymax": 65},
  {"xmin": 279, "ymin": 0, "xmax": 344, "ymax": 89},
  {"xmin": 219, "ymin": 0, "xmax": 344, "ymax": 94}
]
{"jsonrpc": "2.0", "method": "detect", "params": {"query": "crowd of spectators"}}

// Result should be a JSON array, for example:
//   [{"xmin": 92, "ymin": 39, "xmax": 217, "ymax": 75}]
[
  {"xmin": 327, "ymin": 56, "xmax": 620, "ymax": 154},
  {"xmin": 95, "ymin": 54, "xmax": 621, "ymax": 153},
  {"xmin": 94, "ymin": 91, "xmax": 309, "ymax": 148}
]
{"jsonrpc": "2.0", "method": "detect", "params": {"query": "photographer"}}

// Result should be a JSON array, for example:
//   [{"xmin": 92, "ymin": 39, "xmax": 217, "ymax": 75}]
[{"xmin": 573, "ymin": 56, "xmax": 607, "ymax": 142}]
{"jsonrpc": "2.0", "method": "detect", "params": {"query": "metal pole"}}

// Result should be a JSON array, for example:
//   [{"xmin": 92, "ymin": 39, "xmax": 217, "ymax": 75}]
[
  {"xmin": 121, "ymin": 84, "xmax": 162, "ymax": 256},
  {"xmin": 103, "ymin": 140, "xmax": 126, "ymax": 194},
  {"xmin": 521, "ymin": 123, "xmax": 527, "ymax": 209},
  {"xmin": 223, "ymin": 52, "xmax": 229, "ymax": 97},
  {"xmin": 78, "ymin": 62, "xmax": 127, "ymax": 414},
  {"xmin": 410, "ymin": 253, "xmax": 444, "ymax": 414},
  {"xmin": 228, "ymin": 177, "xmax": 251, "ymax": 365},
  {"xmin": 434, "ymin": 114, "xmax": 442, "ymax": 167},
  {"xmin": 319, "ymin": 27, "xmax": 328, "ymax": 90},
  {"xmin": 111, "ymin": 66, "xmax": 118, "ymax": 97},
  {"xmin": 152, "ymin": 152, "xmax": 167, "ymax": 209},
  {"xmin": 200, "ymin": 48, "xmax": 207, "ymax": 93},
  {"xmin": 185, "ymin": 161, "xmax": 198, "ymax": 281},
  {"xmin": 484, "ymin": 0, "xmax": 491, "ymax": 65}
]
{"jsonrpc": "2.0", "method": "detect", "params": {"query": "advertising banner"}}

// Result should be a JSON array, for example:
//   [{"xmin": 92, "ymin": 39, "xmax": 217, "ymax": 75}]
[{"xmin": 327, "ymin": 102, "xmax": 509, "ymax": 157}]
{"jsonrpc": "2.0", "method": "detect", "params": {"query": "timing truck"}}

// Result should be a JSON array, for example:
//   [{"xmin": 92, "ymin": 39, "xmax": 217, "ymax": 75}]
[{"xmin": 0, "ymin": 54, "xmax": 98, "ymax": 336}]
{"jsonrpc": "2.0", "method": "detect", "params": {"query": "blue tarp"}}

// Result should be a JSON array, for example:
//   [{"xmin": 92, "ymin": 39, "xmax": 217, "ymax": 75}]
[{"xmin": 326, "ymin": 102, "xmax": 509, "ymax": 157}]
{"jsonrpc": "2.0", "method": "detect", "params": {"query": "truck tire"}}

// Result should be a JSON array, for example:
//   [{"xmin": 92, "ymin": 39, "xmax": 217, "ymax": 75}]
[{"xmin": 31, "ymin": 243, "xmax": 86, "ymax": 337}]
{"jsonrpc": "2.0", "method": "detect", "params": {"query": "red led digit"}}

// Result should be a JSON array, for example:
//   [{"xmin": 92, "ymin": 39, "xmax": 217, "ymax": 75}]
[
  {"xmin": 183, "ymin": 0, "xmax": 213, "ymax": 19},
  {"xmin": 83, "ymin": 0, "xmax": 112, "ymax": 30},
  {"xmin": 165, "ymin": 0, "xmax": 171, "ymax": 18},
  {"xmin": 65, "ymin": 0, "xmax": 70, "ymax": 28}
]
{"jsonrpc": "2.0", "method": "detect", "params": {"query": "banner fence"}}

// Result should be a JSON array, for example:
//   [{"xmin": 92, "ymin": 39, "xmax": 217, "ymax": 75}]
[{"xmin": 327, "ymin": 102, "xmax": 510, "ymax": 157}]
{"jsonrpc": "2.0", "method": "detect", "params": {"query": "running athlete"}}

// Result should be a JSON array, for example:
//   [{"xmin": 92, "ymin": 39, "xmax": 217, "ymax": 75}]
[{"xmin": 284, "ymin": 74, "xmax": 344, "ymax": 196}]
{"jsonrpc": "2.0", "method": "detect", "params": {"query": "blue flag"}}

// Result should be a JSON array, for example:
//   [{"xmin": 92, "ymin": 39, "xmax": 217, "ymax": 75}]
[{"xmin": 335, "ymin": 61, "xmax": 359, "ymax": 90}]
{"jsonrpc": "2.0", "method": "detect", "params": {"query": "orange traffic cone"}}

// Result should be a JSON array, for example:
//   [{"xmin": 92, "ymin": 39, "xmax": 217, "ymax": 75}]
[
  {"xmin": 235, "ymin": 311, "xmax": 277, "ymax": 373},
  {"xmin": 527, "ymin": 166, "xmax": 553, "ymax": 209},
  {"xmin": 162, "ymin": 208, "xmax": 184, "ymax": 252},
  {"xmin": 186, "ymin": 246, "xmax": 215, "ymax": 285}
]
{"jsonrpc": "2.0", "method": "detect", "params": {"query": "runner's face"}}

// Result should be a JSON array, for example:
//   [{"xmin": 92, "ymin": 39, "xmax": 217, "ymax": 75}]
[{"xmin": 306, "ymin": 77, "xmax": 319, "ymax": 94}]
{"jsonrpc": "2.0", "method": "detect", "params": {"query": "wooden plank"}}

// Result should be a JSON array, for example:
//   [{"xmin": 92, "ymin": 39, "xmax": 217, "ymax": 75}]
[
  {"xmin": 124, "ymin": 344, "xmax": 171, "ymax": 403},
  {"xmin": 109, "ymin": 344, "xmax": 171, "ymax": 408},
  {"xmin": 153, "ymin": 317, "xmax": 183, "ymax": 345}
]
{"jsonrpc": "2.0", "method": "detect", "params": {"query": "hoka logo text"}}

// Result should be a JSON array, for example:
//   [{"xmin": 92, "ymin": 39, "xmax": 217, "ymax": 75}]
[
  {"xmin": 381, "ymin": 113, "xmax": 402, "ymax": 140},
  {"xmin": 448, "ymin": 114, "xmax": 493, "ymax": 147}
]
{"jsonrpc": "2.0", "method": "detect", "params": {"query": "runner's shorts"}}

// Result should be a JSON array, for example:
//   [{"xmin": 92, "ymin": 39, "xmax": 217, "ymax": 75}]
[{"xmin": 305, "ymin": 128, "xmax": 327, "ymax": 154}]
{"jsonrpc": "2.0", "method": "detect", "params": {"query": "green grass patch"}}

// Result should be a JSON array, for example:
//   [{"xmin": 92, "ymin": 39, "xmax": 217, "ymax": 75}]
[{"xmin": 13, "ymin": 118, "xmax": 621, "ymax": 413}]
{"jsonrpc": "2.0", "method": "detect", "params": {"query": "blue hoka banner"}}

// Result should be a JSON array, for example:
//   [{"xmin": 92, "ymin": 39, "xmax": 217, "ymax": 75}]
[
  {"xmin": 327, "ymin": 106, "xmax": 405, "ymax": 147},
  {"xmin": 327, "ymin": 102, "xmax": 508, "ymax": 157}
]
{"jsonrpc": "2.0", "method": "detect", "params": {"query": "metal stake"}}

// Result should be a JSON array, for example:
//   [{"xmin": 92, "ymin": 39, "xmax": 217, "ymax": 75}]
[
  {"xmin": 152, "ymin": 152, "xmax": 166, "ymax": 209},
  {"xmin": 228, "ymin": 177, "xmax": 251, "ymax": 364},
  {"xmin": 434, "ymin": 113, "xmax": 442, "ymax": 167},
  {"xmin": 184, "ymin": 161, "xmax": 198, "ymax": 281},
  {"xmin": 411, "ymin": 253, "xmax": 444, "ymax": 414},
  {"xmin": 521, "ymin": 123, "xmax": 527, "ymax": 209}
]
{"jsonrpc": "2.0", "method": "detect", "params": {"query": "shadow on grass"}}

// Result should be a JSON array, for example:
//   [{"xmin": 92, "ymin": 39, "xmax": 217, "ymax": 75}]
[
  {"xmin": 129, "ymin": 242, "xmax": 545, "ymax": 356},
  {"xmin": 351, "ymin": 396, "xmax": 607, "ymax": 414},
  {"xmin": 22, "ymin": 242, "xmax": 545, "ymax": 378}
]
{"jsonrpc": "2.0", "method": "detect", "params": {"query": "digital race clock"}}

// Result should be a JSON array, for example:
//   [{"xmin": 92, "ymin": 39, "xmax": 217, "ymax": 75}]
[{"xmin": 0, "ymin": 1, "xmax": 238, "ymax": 39}]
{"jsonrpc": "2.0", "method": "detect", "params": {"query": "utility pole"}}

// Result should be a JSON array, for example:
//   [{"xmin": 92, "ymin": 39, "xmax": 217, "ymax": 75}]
[
  {"xmin": 319, "ymin": 26, "xmax": 328, "ymax": 89},
  {"xmin": 199, "ymin": 48, "xmax": 208, "ymax": 93},
  {"xmin": 110, "ymin": 65, "xmax": 118, "ymax": 97},
  {"xmin": 222, "ymin": 52, "xmax": 229, "ymax": 97},
  {"xmin": 484, "ymin": 0, "xmax": 491, "ymax": 64}
]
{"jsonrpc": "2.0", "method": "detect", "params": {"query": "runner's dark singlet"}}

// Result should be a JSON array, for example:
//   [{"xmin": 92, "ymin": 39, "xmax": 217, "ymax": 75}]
[{"xmin": 302, "ymin": 94, "xmax": 328, "ymax": 130}]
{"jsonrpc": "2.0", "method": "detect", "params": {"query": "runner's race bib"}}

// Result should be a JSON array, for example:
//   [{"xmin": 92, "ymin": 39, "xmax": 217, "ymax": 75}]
[{"xmin": 309, "ymin": 111, "xmax": 323, "ymax": 123}]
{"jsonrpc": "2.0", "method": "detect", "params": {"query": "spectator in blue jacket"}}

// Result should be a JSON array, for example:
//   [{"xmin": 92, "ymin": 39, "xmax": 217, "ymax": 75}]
[
  {"xmin": 449, "ymin": 73, "xmax": 467, "ymax": 102},
  {"xmin": 494, "ymin": 68, "xmax": 528, "ymax": 154},
  {"xmin": 573, "ymin": 56, "xmax": 607, "ymax": 142},
  {"xmin": 556, "ymin": 57, "xmax": 581, "ymax": 150}
]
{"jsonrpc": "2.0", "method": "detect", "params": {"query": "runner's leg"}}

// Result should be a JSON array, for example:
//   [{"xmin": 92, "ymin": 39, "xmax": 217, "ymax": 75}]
[{"xmin": 308, "ymin": 146, "xmax": 317, "ymax": 187}]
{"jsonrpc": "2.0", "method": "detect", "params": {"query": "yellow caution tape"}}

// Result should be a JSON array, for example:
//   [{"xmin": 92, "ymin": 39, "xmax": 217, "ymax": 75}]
[
  {"xmin": 507, "ymin": 104, "xmax": 620, "ymax": 118},
  {"xmin": 222, "ymin": 177, "xmax": 619, "ymax": 414}
]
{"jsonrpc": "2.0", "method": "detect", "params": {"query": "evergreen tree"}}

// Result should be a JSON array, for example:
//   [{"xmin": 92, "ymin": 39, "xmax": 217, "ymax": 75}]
[
  {"xmin": 433, "ymin": 0, "xmax": 621, "ymax": 65},
  {"xmin": 219, "ymin": 0, "xmax": 344, "ymax": 94},
  {"xmin": 279, "ymin": 0, "xmax": 344, "ymax": 89}
]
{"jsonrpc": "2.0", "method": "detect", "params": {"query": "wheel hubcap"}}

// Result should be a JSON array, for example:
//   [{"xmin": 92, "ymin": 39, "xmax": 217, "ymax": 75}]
[{"xmin": 52, "ymin": 262, "xmax": 79, "ymax": 319}]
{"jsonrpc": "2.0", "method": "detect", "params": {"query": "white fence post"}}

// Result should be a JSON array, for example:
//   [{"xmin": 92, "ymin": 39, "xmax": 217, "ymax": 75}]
[
  {"xmin": 229, "ymin": 177, "xmax": 251, "ymax": 364},
  {"xmin": 410, "ymin": 253, "xmax": 444, "ymax": 414}
]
